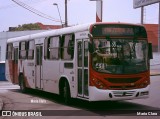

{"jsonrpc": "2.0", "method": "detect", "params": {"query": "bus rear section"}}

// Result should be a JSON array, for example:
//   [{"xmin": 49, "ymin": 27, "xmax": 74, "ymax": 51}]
[
  {"xmin": 5, "ymin": 43, "xmax": 19, "ymax": 85},
  {"xmin": 87, "ymin": 23, "xmax": 152, "ymax": 101}
]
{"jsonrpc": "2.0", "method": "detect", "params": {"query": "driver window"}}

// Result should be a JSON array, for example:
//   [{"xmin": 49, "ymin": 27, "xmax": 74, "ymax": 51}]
[
  {"xmin": 123, "ymin": 42, "xmax": 131, "ymax": 59},
  {"xmin": 94, "ymin": 39, "xmax": 100, "ymax": 50}
]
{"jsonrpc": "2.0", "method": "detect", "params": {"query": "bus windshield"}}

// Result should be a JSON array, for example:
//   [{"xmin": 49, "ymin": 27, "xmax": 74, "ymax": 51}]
[{"xmin": 92, "ymin": 39, "xmax": 148, "ymax": 74}]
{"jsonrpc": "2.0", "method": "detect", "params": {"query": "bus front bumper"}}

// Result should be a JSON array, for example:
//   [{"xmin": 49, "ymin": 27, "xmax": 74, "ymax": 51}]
[{"xmin": 89, "ymin": 85, "xmax": 150, "ymax": 101}]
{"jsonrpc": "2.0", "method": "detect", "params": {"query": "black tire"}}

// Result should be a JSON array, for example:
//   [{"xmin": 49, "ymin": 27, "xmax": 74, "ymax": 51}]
[
  {"xmin": 60, "ymin": 80, "xmax": 71, "ymax": 105},
  {"xmin": 19, "ymin": 75, "xmax": 27, "ymax": 93}
]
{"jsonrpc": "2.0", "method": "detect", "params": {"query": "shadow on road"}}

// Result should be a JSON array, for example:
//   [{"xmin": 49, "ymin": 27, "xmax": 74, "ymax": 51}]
[{"xmin": 9, "ymin": 88, "xmax": 160, "ymax": 116}]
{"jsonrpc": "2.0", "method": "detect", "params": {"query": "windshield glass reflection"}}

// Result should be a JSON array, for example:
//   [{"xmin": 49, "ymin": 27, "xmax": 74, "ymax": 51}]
[{"xmin": 92, "ymin": 39, "xmax": 148, "ymax": 74}]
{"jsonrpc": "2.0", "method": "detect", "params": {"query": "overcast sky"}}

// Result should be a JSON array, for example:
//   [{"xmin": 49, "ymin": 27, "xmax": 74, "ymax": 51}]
[{"xmin": 0, "ymin": 0, "xmax": 159, "ymax": 32}]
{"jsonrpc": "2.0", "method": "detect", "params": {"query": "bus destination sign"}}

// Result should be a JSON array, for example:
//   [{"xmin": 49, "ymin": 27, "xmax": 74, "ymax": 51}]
[{"xmin": 102, "ymin": 27, "xmax": 134, "ymax": 36}]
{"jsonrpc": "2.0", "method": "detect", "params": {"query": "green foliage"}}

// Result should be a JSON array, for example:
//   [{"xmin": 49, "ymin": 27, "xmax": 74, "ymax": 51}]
[{"xmin": 12, "ymin": 23, "xmax": 41, "ymax": 31}]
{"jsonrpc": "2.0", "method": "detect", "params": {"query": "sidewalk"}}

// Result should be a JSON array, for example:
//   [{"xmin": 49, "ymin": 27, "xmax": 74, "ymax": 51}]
[
  {"xmin": 150, "ymin": 52, "xmax": 160, "ymax": 76},
  {"xmin": 150, "ymin": 69, "xmax": 160, "ymax": 76}
]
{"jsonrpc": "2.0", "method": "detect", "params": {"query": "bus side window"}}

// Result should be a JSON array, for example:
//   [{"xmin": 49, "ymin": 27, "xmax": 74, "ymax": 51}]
[
  {"xmin": 49, "ymin": 37, "xmax": 60, "ymax": 60},
  {"xmin": 84, "ymin": 41, "xmax": 88, "ymax": 67},
  {"xmin": 19, "ymin": 41, "xmax": 27, "ymax": 59},
  {"xmin": 61, "ymin": 34, "xmax": 75, "ymax": 60},
  {"xmin": 28, "ymin": 40, "xmax": 34, "ymax": 60},
  {"xmin": 44, "ymin": 37, "xmax": 51, "ymax": 59},
  {"xmin": 77, "ymin": 42, "xmax": 82, "ymax": 67},
  {"xmin": 6, "ymin": 43, "xmax": 13, "ymax": 60}
]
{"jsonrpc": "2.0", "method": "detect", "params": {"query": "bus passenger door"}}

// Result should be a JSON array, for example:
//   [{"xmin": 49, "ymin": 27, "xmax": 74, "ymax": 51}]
[
  {"xmin": 77, "ymin": 39, "xmax": 89, "ymax": 98},
  {"xmin": 35, "ymin": 45, "xmax": 43, "ymax": 90}
]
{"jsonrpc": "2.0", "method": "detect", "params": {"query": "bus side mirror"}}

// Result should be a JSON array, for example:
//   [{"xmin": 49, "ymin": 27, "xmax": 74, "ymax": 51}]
[
  {"xmin": 148, "ymin": 43, "xmax": 153, "ymax": 59},
  {"xmin": 88, "ymin": 42, "xmax": 95, "ymax": 53}
]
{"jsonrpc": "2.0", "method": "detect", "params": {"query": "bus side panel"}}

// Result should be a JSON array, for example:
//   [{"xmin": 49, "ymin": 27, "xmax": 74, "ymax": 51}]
[
  {"xmin": 12, "ymin": 47, "xmax": 19, "ymax": 84},
  {"xmin": 13, "ymin": 60, "xmax": 19, "ymax": 84},
  {"xmin": 5, "ymin": 59, "xmax": 19, "ymax": 84},
  {"xmin": 24, "ymin": 60, "xmax": 35, "ymax": 89},
  {"xmin": 5, "ymin": 60, "xmax": 12, "ymax": 83},
  {"xmin": 60, "ymin": 61, "xmax": 77, "ymax": 98},
  {"xmin": 18, "ymin": 60, "xmax": 31, "ymax": 88},
  {"xmin": 42, "ymin": 60, "xmax": 60, "ymax": 94}
]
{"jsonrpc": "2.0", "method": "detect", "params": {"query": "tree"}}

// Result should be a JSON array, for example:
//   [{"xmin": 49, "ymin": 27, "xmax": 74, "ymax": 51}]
[{"xmin": 9, "ymin": 23, "xmax": 41, "ymax": 31}]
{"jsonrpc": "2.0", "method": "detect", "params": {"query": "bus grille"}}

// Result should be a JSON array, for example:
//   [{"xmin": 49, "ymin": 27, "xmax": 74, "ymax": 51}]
[
  {"xmin": 112, "ymin": 91, "xmax": 135, "ymax": 97},
  {"xmin": 105, "ymin": 78, "xmax": 140, "ymax": 84}
]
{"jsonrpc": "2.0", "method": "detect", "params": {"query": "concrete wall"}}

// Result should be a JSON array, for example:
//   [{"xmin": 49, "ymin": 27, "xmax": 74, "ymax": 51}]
[
  {"xmin": 144, "ymin": 24, "xmax": 158, "ymax": 52},
  {"xmin": 0, "ymin": 30, "xmax": 47, "ymax": 61}
]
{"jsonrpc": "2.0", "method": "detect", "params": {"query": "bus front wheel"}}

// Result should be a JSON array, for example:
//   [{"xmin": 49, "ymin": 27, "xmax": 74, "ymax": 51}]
[{"xmin": 60, "ymin": 80, "xmax": 71, "ymax": 105}]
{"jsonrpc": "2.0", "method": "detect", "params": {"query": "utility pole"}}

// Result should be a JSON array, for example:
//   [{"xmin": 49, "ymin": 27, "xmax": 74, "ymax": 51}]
[
  {"xmin": 65, "ymin": 0, "xmax": 68, "ymax": 27},
  {"xmin": 141, "ymin": 6, "xmax": 144, "ymax": 24}
]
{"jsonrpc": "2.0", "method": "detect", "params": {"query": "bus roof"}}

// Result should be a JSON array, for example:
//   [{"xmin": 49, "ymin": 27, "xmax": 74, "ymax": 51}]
[
  {"xmin": 7, "ymin": 23, "xmax": 91, "ymax": 43},
  {"xmin": 7, "ymin": 22, "xmax": 145, "ymax": 43}
]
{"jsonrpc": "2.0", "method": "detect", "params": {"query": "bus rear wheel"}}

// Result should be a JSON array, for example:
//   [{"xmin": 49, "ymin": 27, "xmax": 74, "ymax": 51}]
[{"xmin": 19, "ymin": 74, "xmax": 27, "ymax": 93}]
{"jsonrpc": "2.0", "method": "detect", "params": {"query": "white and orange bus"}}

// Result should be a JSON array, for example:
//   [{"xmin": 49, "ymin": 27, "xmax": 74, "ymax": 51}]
[{"xmin": 5, "ymin": 22, "xmax": 152, "ymax": 103}]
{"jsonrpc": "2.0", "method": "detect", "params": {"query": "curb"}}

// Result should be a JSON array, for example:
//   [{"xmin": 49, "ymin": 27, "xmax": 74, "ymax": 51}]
[
  {"xmin": 150, "ymin": 73, "xmax": 160, "ymax": 76},
  {"xmin": 0, "ymin": 98, "xmax": 3, "ymax": 110}
]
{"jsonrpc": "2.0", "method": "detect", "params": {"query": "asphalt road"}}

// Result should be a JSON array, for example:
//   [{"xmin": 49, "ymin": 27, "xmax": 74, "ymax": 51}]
[{"xmin": 0, "ymin": 75, "xmax": 160, "ymax": 119}]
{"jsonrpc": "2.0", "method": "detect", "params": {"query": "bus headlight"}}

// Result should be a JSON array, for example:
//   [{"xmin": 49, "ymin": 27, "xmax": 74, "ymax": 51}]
[{"xmin": 92, "ymin": 78, "xmax": 107, "ymax": 89}]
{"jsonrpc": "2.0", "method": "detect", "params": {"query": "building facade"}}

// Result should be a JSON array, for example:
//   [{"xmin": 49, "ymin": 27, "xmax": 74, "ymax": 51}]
[{"xmin": 144, "ymin": 24, "xmax": 158, "ymax": 52}]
